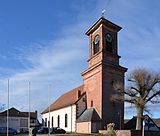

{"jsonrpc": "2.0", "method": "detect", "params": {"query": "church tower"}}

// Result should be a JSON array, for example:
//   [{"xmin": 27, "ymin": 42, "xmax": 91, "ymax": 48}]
[{"xmin": 81, "ymin": 17, "xmax": 127, "ymax": 129}]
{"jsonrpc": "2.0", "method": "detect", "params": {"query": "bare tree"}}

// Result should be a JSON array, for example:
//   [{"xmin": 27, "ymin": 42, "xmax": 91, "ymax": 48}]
[
  {"xmin": 0, "ymin": 103, "xmax": 6, "ymax": 112},
  {"xmin": 112, "ymin": 68, "xmax": 160, "ymax": 130}
]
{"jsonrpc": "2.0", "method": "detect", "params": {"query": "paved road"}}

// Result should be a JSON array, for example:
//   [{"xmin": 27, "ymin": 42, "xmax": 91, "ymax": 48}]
[
  {"xmin": 17, "ymin": 134, "xmax": 93, "ymax": 136},
  {"xmin": 0, "ymin": 134, "xmax": 65, "ymax": 136},
  {"xmin": 17, "ymin": 134, "xmax": 68, "ymax": 136},
  {"xmin": 0, "ymin": 133, "xmax": 95, "ymax": 136},
  {"xmin": 0, "ymin": 133, "xmax": 94, "ymax": 136},
  {"xmin": 16, "ymin": 134, "xmax": 70, "ymax": 136},
  {"xmin": 15, "ymin": 134, "xmax": 94, "ymax": 136}
]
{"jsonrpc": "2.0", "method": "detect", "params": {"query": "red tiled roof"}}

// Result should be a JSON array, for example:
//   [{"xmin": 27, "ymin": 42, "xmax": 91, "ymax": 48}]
[{"xmin": 42, "ymin": 85, "xmax": 84, "ymax": 114}]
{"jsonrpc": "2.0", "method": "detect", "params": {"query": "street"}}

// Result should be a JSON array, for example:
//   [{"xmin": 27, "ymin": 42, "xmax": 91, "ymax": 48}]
[{"xmin": 0, "ymin": 133, "xmax": 96, "ymax": 136}]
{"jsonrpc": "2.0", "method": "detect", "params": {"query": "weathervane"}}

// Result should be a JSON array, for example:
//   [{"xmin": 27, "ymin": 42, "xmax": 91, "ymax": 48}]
[{"xmin": 101, "ymin": 9, "xmax": 106, "ymax": 18}]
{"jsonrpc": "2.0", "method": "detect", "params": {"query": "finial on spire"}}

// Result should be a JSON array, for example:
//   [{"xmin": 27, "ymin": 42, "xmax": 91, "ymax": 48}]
[{"xmin": 101, "ymin": 9, "xmax": 106, "ymax": 18}]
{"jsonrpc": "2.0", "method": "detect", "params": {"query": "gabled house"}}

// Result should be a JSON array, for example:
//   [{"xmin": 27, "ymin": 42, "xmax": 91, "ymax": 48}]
[
  {"xmin": 124, "ymin": 115, "xmax": 160, "ymax": 131},
  {"xmin": 0, "ymin": 107, "xmax": 39, "ymax": 132}
]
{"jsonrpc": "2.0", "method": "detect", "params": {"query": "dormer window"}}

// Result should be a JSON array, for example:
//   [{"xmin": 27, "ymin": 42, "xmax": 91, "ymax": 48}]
[{"xmin": 93, "ymin": 35, "xmax": 100, "ymax": 54}]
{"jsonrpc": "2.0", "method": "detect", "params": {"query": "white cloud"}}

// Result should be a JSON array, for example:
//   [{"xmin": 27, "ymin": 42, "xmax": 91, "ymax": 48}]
[
  {"xmin": 1, "ymin": 0, "xmax": 160, "ymax": 120},
  {"xmin": 0, "ymin": 20, "xmax": 88, "ymax": 119}
]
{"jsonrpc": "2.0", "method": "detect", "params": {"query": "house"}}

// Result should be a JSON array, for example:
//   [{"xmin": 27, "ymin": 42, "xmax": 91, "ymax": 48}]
[
  {"xmin": 42, "ymin": 17, "xmax": 127, "ymax": 133},
  {"xmin": 124, "ymin": 115, "xmax": 160, "ymax": 131},
  {"xmin": 153, "ymin": 118, "xmax": 160, "ymax": 129},
  {"xmin": 0, "ymin": 107, "xmax": 39, "ymax": 132}
]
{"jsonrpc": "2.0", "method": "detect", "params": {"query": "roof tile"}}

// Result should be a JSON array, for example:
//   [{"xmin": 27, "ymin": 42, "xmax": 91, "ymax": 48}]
[{"xmin": 42, "ymin": 85, "xmax": 84, "ymax": 114}]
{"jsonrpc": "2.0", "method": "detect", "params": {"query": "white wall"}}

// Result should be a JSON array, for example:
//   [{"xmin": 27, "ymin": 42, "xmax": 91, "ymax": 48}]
[{"xmin": 42, "ymin": 104, "xmax": 76, "ymax": 132}]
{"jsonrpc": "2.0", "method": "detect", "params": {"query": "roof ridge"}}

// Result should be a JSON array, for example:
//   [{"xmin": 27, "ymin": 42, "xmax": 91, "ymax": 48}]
[{"xmin": 41, "ymin": 84, "xmax": 84, "ymax": 114}]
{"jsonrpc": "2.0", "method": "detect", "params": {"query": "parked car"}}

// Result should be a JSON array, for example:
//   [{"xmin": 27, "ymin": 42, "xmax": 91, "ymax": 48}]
[
  {"xmin": 51, "ymin": 127, "xmax": 66, "ymax": 134},
  {"xmin": 0, "ymin": 127, "xmax": 17, "ymax": 135},
  {"xmin": 37, "ymin": 127, "xmax": 48, "ymax": 134},
  {"xmin": 31, "ymin": 128, "xmax": 38, "ymax": 136}
]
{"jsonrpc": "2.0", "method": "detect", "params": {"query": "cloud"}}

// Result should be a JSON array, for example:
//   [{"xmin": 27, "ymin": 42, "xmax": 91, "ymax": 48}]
[
  {"xmin": 0, "ymin": 20, "xmax": 89, "ymax": 119},
  {"xmin": 0, "ymin": 0, "xmax": 160, "ymax": 120}
]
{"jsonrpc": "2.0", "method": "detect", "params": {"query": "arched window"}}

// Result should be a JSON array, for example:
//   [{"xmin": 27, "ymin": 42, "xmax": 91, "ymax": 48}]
[
  {"xmin": 106, "ymin": 33, "xmax": 113, "ymax": 53},
  {"xmin": 93, "ymin": 35, "xmax": 100, "ymax": 54},
  {"xmin": 48, "ymin": 120, "xmax": 50, "ymax": 128},
  {"xmin": 91, "ymin": 100, "xmax": 93, "ymax": 107},
  {"xmin": 65, "ymin": 114, "xmax": 68, "ymax": 127},
  {"xmin": 52, "ymin": 116, "xmax": 54, "ymax": 128},
  {"xmin": 78, "ymin": 90, "xmax": 81, "ymax": 98},
  {"xmin": 45, "ymin": 118, "xmax": 47, "ymax": 127},
  {"xmin": 57, "ymin": 115, "xmax": 60, "ymax": 128}
]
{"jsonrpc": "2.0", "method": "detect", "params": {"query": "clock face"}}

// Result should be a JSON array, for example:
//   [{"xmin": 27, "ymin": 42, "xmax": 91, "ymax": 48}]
[
  {"xmin": 94, "ymin": 35, "xmax": 100, "ymax": 44},
  {"xmin": 106, "ymin": 33, "xmax": 112, "ymax": 43}
]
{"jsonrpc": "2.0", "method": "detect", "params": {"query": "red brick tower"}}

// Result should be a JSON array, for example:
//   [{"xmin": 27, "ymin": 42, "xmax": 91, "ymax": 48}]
[{"xmin": 81, "ymin": 17, "xmax": 127, "ymax": 129}]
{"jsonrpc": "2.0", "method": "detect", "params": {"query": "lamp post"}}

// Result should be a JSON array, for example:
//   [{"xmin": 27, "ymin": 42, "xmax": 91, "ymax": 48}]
[
  {"xmin": 142, "ymin": 119, "xmax": 145, "ymax": 136},
  {"xmin": 142, "ymin": 117, "xmax": 147, "ymax": 136}
]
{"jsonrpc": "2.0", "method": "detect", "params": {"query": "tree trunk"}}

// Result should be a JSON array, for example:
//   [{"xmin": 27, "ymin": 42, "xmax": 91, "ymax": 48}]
[{"xmin": 136, "ymin": 107, "xmax": 143, "ymax": 130}]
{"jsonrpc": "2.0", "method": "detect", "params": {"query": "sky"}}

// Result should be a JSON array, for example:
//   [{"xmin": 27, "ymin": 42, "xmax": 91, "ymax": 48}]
[{"xmin": 0, "ymin": 0, "xmax": 160, "ymax": 120}]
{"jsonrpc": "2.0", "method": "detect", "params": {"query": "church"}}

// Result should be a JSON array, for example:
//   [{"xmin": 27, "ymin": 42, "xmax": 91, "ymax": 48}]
[{"xmin": 41, "ymin": 17, "xmax": 127, "ymax": 133}]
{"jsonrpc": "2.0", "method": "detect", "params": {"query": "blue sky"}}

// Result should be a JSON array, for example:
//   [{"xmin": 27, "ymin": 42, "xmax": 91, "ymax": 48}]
[{"xmin": 0, "ymin": 0, "xmax": 160, "ymax": 120}]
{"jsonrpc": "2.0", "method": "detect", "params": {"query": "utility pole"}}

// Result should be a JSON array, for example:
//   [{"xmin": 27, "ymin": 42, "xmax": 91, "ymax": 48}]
[
  {"xmin": 28, "ymin": 82, "xmax": 31, "ymax": 136},
  {"xmin": 142, "ymin": 119, "xmax": 145, "ymax": 136},
  {"xmin": 48, "ymin": 84, "xmax": 51, "ymax": 136},
  {"xmin": 7, "ymin": 79, "xmax": 10, "ymax": 136}
]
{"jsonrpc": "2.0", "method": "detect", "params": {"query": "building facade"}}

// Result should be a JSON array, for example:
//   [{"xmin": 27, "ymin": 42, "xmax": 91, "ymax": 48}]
[
  {"xmin": 0, "ymin": 107, "xmax": 38, "ymax": 133},
  {"xmin": 42, "ymin": 17, "xmax": 127, "ymax": 133}
]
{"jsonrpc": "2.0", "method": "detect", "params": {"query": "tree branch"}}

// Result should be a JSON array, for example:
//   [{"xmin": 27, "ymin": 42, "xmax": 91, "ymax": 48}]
[
  {"xmin": 150, "ymin": 100, "xmax": 160, "ymax": 104},
  {"xmin": 124, "ymin": 99, "xmax": 135, "ymax": 104},
  {"xmin": 131, "ymin": 87, "xmax": 140, "ymax": 94},
  {"xmin": 143, "ymin": 79, "xmax": 159, "ymax": 100},
  {"xmin": 124, "ymin": 90, "xmax": 138, "ymax": 97},
  {"xmin": 146, "ymin": 90, "xmax": 160, "ymax": 103}
]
